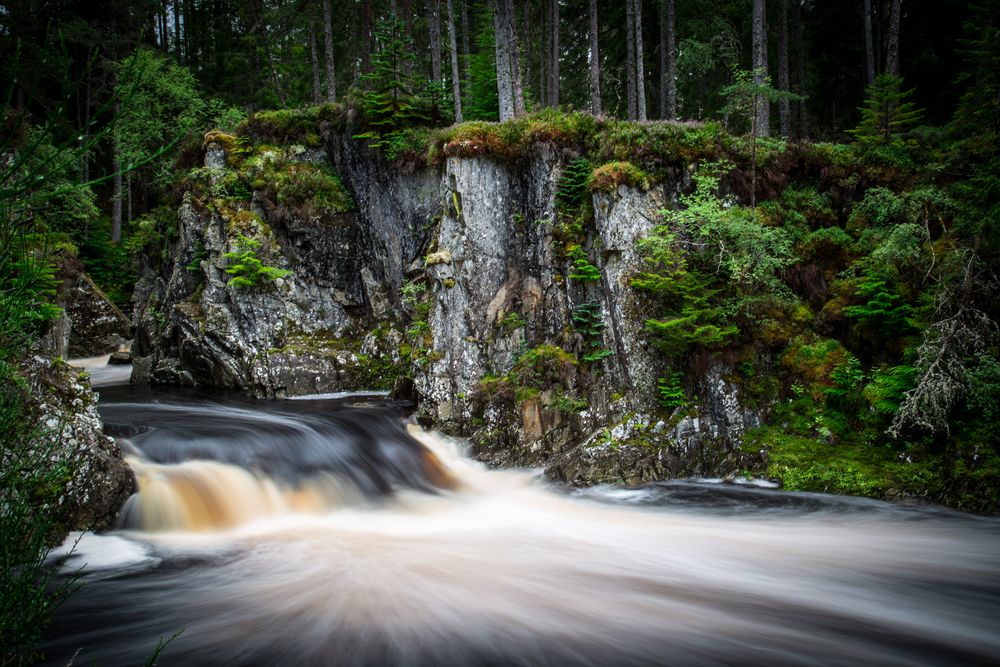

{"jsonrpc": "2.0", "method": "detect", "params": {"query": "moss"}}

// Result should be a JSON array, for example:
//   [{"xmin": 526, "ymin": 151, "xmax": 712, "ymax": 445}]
[
  {"xmin": 747, "ymin": 427, "xmax": 937, "ymax": 500},
  {"xmin": 588, "ymin": 162, "xmax": 650, "ymax": 193},
  {"xmin": 424, "ymin": 249, "xmax": 453, "ymax": 266},
  {"xmin": 237, "ymin": 104, "xmax": 346, "ymax": 146}
]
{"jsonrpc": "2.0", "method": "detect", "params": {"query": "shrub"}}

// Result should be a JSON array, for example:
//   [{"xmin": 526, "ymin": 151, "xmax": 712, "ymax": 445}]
[{"xmin": 222, "ymin": 234, "xmax": 290, "ymax": 289}]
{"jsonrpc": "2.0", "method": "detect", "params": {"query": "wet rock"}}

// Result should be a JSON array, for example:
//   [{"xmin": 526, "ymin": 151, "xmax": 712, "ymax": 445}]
[{"xmin": 22, "ymin": 354, "xmax": 136, "ymax": 542}]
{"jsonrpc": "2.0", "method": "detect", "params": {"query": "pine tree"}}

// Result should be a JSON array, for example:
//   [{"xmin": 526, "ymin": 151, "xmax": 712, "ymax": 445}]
[
  {"xmin": 849, "ymin": 74, "xmax": 923, "ymax": 145},
  {"xmin": 354, "ymin": 18, "xmax": 430, "ymax": 153}
]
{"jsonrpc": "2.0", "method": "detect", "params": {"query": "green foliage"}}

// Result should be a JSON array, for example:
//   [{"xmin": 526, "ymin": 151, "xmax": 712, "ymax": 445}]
[
  {"xmin": 571, "ymin": 301, "xmax": 613, "ymax": 363},
  {"xmin": 720, "ymin": 68, "xmax": 803, "ymax": 135},
  {"xmin": 0, "ymin": 374, "xmax": 80, "ymax": 667},
  {"xmin": 510, "ymin": 344, "xmax": 578, "ymax": 389},
  {"xmin": 353, "ymin": 18, "xmax": 433, "ymax": 162},
  {"xmin": 555, "ymin": 158, "xmax": 592, "ymax": 212},
  {"xmin": 238, "ymin": 105, "xmax": 343, "ymax": 147},
  {"xmin": 465, "ymin": 9, "xmax": 499, "ymax": 122},
  {"xmin": 567, "ymin": 245, "xmax": 601, "ymax": 282},
  {"xmin": 656, "ymin": 373, "xmax": 688, "ymax": 410},
  {"xmin": 222, "ymin": 234, "xmax": 290, "ymax": 289},
  {"xmin": 849, "ymin": 74, "xmax": 924, "ymax": 147},
  {"xmin": 114, "ymin": 49, "xmax": 208, "ymax": 189},
  {"xmin": 842, "ymin": 274, "xmax": 917, "ymax": 337}
]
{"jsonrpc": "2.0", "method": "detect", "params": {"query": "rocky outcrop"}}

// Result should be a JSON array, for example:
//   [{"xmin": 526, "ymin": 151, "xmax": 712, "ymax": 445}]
[
  {"xmin": 133, "ymin": 129, "xmax": 767, "ymax": 485},
  {"xmin": 44, "ymin": 254, "xmax": 131, "ymax": 358},
  {"xmin": 131, "ymin": 137, "xmax": 433, "ymax": 397},
  {"xmin": 22, "ymin": 354, "xmax": 136, "ymax": 541}
]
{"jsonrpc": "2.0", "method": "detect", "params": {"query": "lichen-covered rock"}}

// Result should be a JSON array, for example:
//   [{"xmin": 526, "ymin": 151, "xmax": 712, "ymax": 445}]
[
  {"xmin": 45, "ymin": 254, "xmax": 131, "ymax": 358},
  {"xmin": 131, "ymin": 135, "xmax": 428, "ymax": 397},
  {"xmin": 22, "ymin": 354, "xmax": 136, "ymax": 541},
  {"xmin": 135, "ymin": 130, "xmax": 768, "ymax": 487}
]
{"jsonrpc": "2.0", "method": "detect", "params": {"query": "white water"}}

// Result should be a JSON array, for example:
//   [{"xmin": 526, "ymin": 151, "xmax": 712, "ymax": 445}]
[{"xmin": 42, "ymin": 393, "xmax": 1000, "ymax": 666}]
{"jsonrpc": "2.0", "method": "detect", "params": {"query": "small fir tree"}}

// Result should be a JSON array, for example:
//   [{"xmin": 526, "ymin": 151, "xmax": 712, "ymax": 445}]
[
  {"xmin": 354, "ymin": 18, "xmax": 431, "ymax": 154},
  {"xmin": 849, "ymin": 74, "xmax": 923, "ymax": 146}
]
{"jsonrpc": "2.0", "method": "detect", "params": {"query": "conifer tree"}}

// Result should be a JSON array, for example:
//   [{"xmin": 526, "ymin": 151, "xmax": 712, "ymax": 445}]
[{"xmin": 849, "ymin": 74, "xmax": 923, "ymax": 145}]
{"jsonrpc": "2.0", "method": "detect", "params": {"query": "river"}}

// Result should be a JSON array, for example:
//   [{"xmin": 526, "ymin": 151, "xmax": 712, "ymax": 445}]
[{"xmin": 41, "ymin": 362, "xmax": 1000, "ymax": 666}]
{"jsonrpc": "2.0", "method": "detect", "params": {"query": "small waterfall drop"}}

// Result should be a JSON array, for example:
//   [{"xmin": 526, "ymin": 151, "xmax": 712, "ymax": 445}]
[{"xmin": 41, "ymin": 391, "xmax": 1000, "ymax": 667}]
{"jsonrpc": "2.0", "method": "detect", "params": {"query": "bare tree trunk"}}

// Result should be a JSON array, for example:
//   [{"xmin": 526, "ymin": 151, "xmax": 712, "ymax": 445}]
[
  {"xmin": 549, "ymin": 0, "xmax": 559, "ymax": 107},
  {"xmin": 752, "ymin": 0, "xmax": 770, "ymax": 137},
  {"xmin": 173, "ymin": 0, "xmax": 182, "ymax": 59},
  {"xmin": 321, "ymin": 0, "xmax": 337, "ymax": 101},
  {"xmin": 429, "ymin": 0, "xmax": 443, "ymax": 84},
  {"xmin": 112, "ymin": 100, "xmax": 122, "ymax": 244},
  {"xmin": 658, "ymin": 0, "xmax": 666, "ymax": 118},
  {"xmin": 634, "ymin": 0, "xmax": 646, "ymax": 121},
  {"xmin": 161, "ymin": 1, "xmax": 169, "ymax": 51},
  {"xmin": 507, "ymin": 0, "xmax": 525, "ymax": 116},
  {"xmin": 794, "ymin": 0, "xmax": 808, "ymax": 140},
  {"xmin": 626, "ymin": 0, "xmax": 637, "ymax": 119},
  {"xmin": 389, "ymin": 0, "xmax": 398, "ymax": 16},
  {"xmin": 493, "ymin": 0, "xmax": 515, "ymax": 121},
  {"xmin": 310, "ymin": 3, "xmax": 323, "ymax": 102},
  {"xmin": 863, "ymin": 0, "xmax": 876, "ymax": 85},
  {"xmin": 886, "ymin": 0, "xmax": 901, "ymax": 76},
  {"xmin": 402, "ymin": 0, "xmax": 414, "ymax": 76},
  {"xmin": 446, "ymin": 0, "xmax": 463, "ymax": 122},
  {"xmin": 522, "ymin": 3, "xmax": 531, "ymax": 107},
  {"xmin": 665, "ymin": 0, "xmax": 677, "ymax": 119},
  {"xmin": 588, "ymin": 0, "xmax": 601, "ymax": 115},
  {"xmin": 361, "ymin": 0, "xmax": 373, "ymax": 75},
  {"xmin": 461, "ymin": 0, "xmax": 472, "ymax": 84},
  {"xmin": 778, "ymin": 0, "xmax": 790, "ymax": 138},
  {"xmin": 540, "ymin": 0, "xmax": 548, "ymax": 106}
]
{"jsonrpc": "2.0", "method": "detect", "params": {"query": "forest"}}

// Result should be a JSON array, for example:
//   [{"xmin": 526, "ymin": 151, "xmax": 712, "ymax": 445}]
[{"xmin": 2, "ymin": 0, "xmax": 1000, "ymax": 664}]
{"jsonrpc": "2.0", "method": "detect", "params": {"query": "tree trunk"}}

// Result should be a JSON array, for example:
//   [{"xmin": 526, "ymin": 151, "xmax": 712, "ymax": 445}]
[
  {"xmin": 863, "ymin": 0, "xmax": 876, "ymax": 85},
  {"xmin": 447, "ymin": 0, "xmax": 463, "ymax": 121},
  {"xmin": 886, "ymin": 0, "xmax": 901, "ymax": 76},
  {"xmin": 160, "ymin": 1, "xmax": 169, "ymax": 51},
  {"xmin": 429, "ymin": 0, "xmax": 442, "ymax": 84},
  {"xmin": 402, "ymin": 0, "xmax": 414, "ymax": 76},
  {"xmin": 461, "ymin": 0, "xmax": 472, "ymax": 84},
  {"xmin": 778, "ymin": 0, "xmax": 790, "ymax": 138},
  {"xmin": 322, "ymin": 0, "xmax": 337, "ymax": 101},
  {"xmin": 508, "ymin": 0, "xmax": 525, "ymax": 116},
  {"xmin": 588, "ymin": 0, "xmax": 601, "ymax": 115},
  {"xmin": 389, "ymin": 0, "xmax": 398, "ymax": 16},
  {"xmin": 549, "ymin": 0, "xmax": 559, "ymax": 107},
  {"xmin": 361, "ymin": 0, "xmax": 373, "ymax": 75},
  {"xmin": 184, "ymin": 0, "xmax": 194, "ymax": 66},
  {"xmin": 112, "ymin": 100, "xmax": 122, "ymax": 244},
  {"xmin": 626, "ymin": 0, "xmax": 637, "ymax": 119},
  {"xmin": 634, "ymin": 0, "xmax": 646, "ymax": 121},
  {"xmin": 794, "ymin": 0, "xmax": 808, "ymax": 140},
  {"xmin": 540, "ymin": 0, "xmax": 548, "ymax": 106},
  {"xmin": 310, "ymin": 2, "xmax": 322, "ymax": 102},
  {"xmin": 173, "ymin": 0, "xmax": 182, "ymax": 59},
  {"xmin": 752, "ymin": 0, "xmax": 770, "ymax": 137},
  {"xmin": 665, "ymin": 0, "xmax": 677, "ymax": 119},
  {"xmin": 493, "ymin": 0, "xmax": 515, "ymax": 121}
]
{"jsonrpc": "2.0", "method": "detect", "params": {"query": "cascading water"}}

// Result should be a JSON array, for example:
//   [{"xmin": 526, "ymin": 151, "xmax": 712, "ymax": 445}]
[{"xmin": 41, "ymin": 378, "xmax": 1000, "ymax": 666}]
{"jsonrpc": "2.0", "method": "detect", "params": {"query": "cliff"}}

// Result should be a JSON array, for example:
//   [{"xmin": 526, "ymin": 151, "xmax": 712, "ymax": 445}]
[{"xmin": 130, "ymin": 114, "xmax": 762, "ymax": 488}]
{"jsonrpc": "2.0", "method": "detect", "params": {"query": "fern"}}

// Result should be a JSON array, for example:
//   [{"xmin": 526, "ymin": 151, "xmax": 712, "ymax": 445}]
[{"xmin": 222, "ymin": 234, "xmax": 290, "ymax": 289}]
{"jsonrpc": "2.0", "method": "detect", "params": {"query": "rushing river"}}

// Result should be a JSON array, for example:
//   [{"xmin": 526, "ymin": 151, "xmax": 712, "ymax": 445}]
[{"xmin": 41, "ymin": 363, "xmax": 1000, "ymax": 666}]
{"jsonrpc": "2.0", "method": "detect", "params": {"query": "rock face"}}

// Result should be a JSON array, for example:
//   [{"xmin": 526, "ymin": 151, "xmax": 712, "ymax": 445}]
[
  {"xmin": 131, "ymin": 137, "xmax": 437, "ymax": 398},
  {"xmin": 133, "ymin": 130, "xmax": 765, "ymax": 485},
  {"xmin": 22, "ymin": 354, "xmax": 136, "ymax": 541},
  {"xmin": 44, "ymin": 255, "xmax": 131, "ymax": 358}
]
